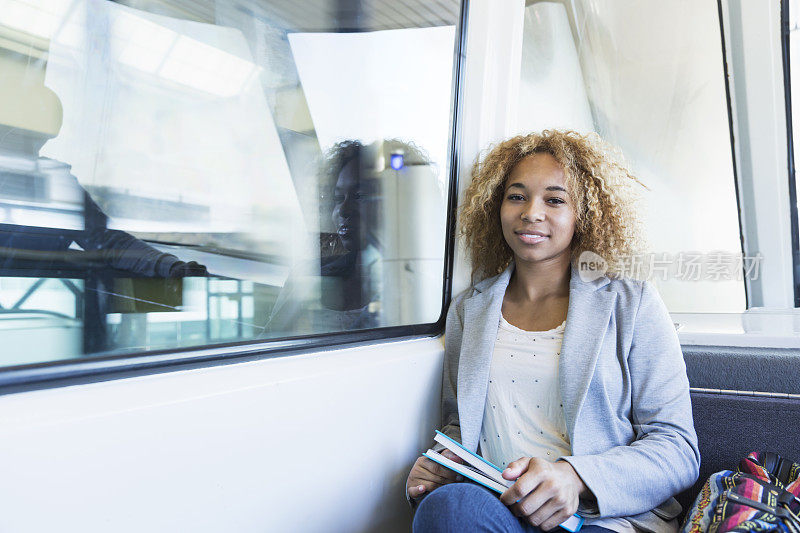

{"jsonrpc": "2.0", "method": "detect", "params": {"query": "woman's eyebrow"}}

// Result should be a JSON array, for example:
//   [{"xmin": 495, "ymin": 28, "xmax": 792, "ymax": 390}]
[{"xmin": 505, "ymin": 183, "xmax": 567, "ymax": 192}]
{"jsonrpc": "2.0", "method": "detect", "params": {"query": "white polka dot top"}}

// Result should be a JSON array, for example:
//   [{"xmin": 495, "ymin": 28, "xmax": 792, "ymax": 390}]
[
  {"xmin": 479, "ymin": 315, "xmax": 640, "ymax": 533},
  {"xmin": 478, "ymin": 314, "xmax": 570, "ymax": 470}
]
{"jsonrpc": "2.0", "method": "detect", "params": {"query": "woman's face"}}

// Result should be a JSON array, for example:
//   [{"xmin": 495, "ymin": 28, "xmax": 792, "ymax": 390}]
[
  {"xmin": 499, "ymin": 152, "xmax": 577, "ymax": 267},
  {"xmin": 332, "ymin": 157, "xmax": 367, "ymax": 251}
]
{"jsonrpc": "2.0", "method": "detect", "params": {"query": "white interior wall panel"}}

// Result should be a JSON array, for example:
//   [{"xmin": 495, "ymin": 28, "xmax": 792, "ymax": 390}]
[{"xmin": 0, "ymin": 337, "xmax": 444, "ymax": 532}]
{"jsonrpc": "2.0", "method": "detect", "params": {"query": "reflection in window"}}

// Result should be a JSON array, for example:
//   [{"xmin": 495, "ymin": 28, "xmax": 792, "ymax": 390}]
[
  {"xmin": 265, "ymin": 139, "xmax": 444, "ymax": 336},
  {"xmin": 0, "ymin": 0, "xmax": 458, "ymax": 367},
  {"xmin": 516, "ymin": 0, "xmax": 744, "ymax": 313}
]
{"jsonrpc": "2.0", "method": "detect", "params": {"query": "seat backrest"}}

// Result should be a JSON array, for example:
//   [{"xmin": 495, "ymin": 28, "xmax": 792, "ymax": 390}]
[
  {"xmin": 676, "ymin": 345, "xmax": 800, "ymax": 521},
  {"xmin": 675, "ymin": 391, "xmax": 800, "ymax": 517}
]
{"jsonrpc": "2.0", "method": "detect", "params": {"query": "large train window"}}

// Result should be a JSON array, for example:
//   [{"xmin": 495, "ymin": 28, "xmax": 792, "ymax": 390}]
[
  {"xmin": 516, "ymin": 1, "xmax": 745, "ymax": 315},
  {"xmin": 0, "ymin": 0, "xmax": 461, "ymax": 376}
]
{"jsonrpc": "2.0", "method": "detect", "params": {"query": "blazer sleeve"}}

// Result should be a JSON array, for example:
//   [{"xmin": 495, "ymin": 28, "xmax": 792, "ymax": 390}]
[
  {"xmin": 560, "ymin": 281, "xmax": 701, "ymax": 517},
  {"xmin": 437, "ymin": 290, "xmax": 468, "ymax": 448},
  {"xmin": 407, "ymin": 290, "xmax": 469, "ymax": 509}
]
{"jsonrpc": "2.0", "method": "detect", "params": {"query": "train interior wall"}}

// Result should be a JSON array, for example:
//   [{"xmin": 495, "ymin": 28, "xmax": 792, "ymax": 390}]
[
  {"xmin": 2, "ymin": 1, "xmax": 800, "ymax": 532},
  {"xmin": 0, "ymin": 337, "xmax": 444, "ymax": 532}
]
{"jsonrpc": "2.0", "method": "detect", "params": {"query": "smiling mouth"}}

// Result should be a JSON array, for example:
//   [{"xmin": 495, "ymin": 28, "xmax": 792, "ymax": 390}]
[{"xmin": 516, "ymin": 233, "xmax": 548, "ymax": 244}]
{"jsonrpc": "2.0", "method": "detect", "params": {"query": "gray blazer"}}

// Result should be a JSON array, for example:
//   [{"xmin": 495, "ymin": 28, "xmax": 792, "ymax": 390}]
[{"xmin": 439, "ymin": 264, "xmax": 700, "ymax": 533}]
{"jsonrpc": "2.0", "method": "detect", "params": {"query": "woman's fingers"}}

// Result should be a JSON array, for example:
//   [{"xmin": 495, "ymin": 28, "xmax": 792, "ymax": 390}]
[
  {"xmin": 518, "ymin": 494, "xmax": 562, "ymax": 530},
  {"xmin": 538, "ymin": 507, "xmax": 572, "ymax": 532},
  {"xmin": 407, "ymin": 480, "xmax": 443, "ymax": 498},
  {"xmin": 501, "ymin": 458, "xmax": 541, "ymax": 506},
  {"xmin": 411, "ymin": 469, "xmax": 453, "ymax": 487},
  {"xmin": 500, "ymin": 460, "xmax": 579, "ymax": 531},
  {"xmin": 408, "ymin": 484, "xmax": 425, "ymax": 498},
  {"xmin": 406, "ymin": 455, "xmax": 466, "ymax": 499},
  {"xmin": 419, "ymin": 456, "xmax": 463, "ymax": 482},
  {"xmin": 440, "ymin": 449, "xmax": 466, "ymax": 464},
  {"xmin": 503, "ymin": 456, "xmax": 531, "ymax": 481}
]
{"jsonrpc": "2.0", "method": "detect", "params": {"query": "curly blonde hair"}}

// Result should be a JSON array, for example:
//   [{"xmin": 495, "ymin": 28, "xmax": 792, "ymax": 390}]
[{"xmin": 460, "ymin": 130, "xmax": 645, "ymax": 281}]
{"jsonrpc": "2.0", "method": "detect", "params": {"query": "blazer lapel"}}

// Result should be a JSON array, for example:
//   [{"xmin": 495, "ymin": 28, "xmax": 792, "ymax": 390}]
[
  {"xmin": 559, "ymin": 267, "xmax": 617, "ymax": 443},
  {"xmin": 457, "ymin": 267, "xmax": 512, "ymax": 452}
]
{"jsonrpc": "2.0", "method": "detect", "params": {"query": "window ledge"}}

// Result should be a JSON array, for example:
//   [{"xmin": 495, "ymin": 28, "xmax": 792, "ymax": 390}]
[{"xmin": 672, "ymin": 310, "xmax": 800, "ymax": 348}]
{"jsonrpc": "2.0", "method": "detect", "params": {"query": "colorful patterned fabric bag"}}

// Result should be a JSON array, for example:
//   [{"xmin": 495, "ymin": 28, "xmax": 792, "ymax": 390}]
[{"xmin": 681, "ymin": 452, "xmax": 800, "ymax": 533}]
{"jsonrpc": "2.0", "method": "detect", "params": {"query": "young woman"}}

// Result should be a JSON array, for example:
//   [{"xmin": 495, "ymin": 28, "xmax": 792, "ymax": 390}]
[
  {"xmin": 264, "ymin": 140, "xmax": 383, "ymax": 336},
  {"xmin": 405, "ymin": 131, "xmax": 699, "ymax": 533}
]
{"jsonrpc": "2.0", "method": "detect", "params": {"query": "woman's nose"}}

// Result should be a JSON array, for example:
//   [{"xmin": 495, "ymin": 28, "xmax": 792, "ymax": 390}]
[
  {"xmin": 521, "ymin": 201, "xmax": 545, "ymax": 222},
  {"xmin": 340, "ymin": 194, "xmax": 358, "ymax": 215}
]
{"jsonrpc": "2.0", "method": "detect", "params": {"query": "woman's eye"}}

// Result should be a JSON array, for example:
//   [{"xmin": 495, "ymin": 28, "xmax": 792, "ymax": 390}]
[
  {"xmin": 547, "ymin": 197, "xmax": 566, "ymax": 205},
  {"xmin": 506, "ymin": 193, "xmax": 525, "ymax": 201}
]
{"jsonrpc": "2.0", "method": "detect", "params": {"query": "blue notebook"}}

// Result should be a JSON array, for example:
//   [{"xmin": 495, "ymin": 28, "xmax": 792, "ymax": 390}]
[{"xmin": 424, "ymin": 431, "xmax": 584, "ymax": 532}]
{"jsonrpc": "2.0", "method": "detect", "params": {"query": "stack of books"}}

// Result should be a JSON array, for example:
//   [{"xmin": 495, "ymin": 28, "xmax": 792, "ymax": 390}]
[{"xmin": 423, "ymin": 430, "xmax": 584, "ymax": 532}]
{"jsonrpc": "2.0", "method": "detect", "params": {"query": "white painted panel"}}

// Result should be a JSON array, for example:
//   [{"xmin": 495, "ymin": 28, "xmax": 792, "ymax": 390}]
[{"xmin": 0, "ymin": 337, "xmax": 445, "ymax": 533}]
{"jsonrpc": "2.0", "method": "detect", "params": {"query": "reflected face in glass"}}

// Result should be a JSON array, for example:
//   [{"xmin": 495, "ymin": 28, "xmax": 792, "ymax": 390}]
[
  {"xmin": 332, "ymin": 157, "xmax": 369, "ymax": 251},
  {"xmin": 500, "ymin": 153, "xmax": 576, "ymax": 266}
]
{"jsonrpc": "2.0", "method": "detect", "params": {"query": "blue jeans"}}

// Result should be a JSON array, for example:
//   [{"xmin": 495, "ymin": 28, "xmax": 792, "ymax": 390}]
[{"xmin": 412, "ymin": 483, "xmax": 615, "ymax": 533}]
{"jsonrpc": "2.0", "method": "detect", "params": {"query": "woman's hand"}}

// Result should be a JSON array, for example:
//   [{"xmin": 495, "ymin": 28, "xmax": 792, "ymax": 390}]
[
  {"xmin": 499, "ymin": 457, "xmax": 588, "ymax": 531},
  {"xmin": 406, "ymin": 450, "xmax": 465, "ymax": 499}
]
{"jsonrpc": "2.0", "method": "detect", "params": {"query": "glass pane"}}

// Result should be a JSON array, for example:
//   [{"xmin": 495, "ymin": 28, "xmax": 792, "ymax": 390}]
[
  {"xmin": 516, "ymin": 0, "xmax": 745, "ymax": 313},
  {"xmin": 0, "ymin": 0, "xmax": 458, "ymax": 367}
]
